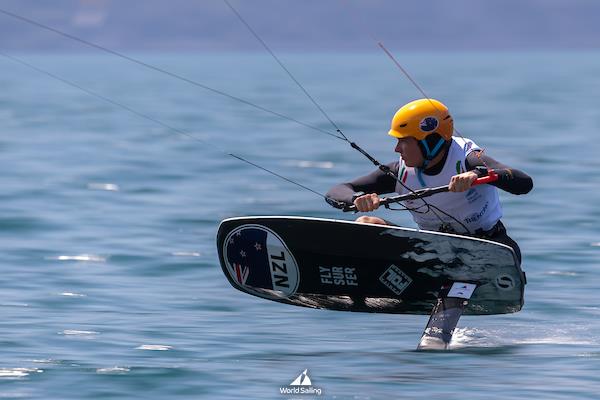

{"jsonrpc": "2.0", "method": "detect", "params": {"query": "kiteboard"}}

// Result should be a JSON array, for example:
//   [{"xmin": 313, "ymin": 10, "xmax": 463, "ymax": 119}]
[{"xmin": 216, "ymin": 216, "xmax": 526, "ymax": 350}]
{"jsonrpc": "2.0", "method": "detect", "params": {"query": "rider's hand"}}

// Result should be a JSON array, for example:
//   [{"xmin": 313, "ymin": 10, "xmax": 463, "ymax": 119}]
[
  {"xmin": 353, "ymin": 193, "xmax": 381, "ymax": 212},
  {"xmin": 449, "ymin": 171, "xmax": 478, "ymax": 192}
]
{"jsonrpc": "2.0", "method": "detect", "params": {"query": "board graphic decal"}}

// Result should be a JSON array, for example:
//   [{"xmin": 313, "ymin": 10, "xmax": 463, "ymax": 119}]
[{"xmin": 223, "ymin": 224, "xmax": 299, "ymax": 299}]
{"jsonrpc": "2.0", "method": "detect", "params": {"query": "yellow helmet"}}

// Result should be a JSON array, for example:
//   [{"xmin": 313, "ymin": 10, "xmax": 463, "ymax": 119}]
[{"xmin": 388, "ymin": 98, "xmax": 453, "ymax": 141}]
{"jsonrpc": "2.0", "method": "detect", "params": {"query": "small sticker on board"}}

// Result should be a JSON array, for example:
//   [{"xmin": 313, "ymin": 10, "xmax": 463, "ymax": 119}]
[
  {"xmin": 495, "ymin": 274, "xmax": 515, "ymax": 290},
  {"xmin": 379, "ymin": 264, "xmax": 412, "ymax": 295},
  {"xmin": 447, "ymin": 282, "xmax": 477, "ymax": 299}
]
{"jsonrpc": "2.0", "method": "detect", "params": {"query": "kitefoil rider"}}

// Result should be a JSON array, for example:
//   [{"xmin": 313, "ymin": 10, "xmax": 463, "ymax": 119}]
[{"xmin": 326, "ymin": 98, "xmax": 533, "ymax": 262}]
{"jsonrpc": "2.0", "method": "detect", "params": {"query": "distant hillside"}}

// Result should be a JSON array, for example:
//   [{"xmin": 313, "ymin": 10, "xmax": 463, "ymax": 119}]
[{"xmin": 0, "ymin": 0, "xmax": 598, "ymax": 51}]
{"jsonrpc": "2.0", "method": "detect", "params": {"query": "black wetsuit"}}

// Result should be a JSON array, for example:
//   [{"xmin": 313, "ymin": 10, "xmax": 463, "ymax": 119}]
[{"xmin": 326, "ymin": 149, "xmax": 533, "ymax": 263}]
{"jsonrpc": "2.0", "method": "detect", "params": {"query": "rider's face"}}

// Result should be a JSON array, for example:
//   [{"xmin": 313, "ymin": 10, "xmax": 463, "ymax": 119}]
[{"xmin": 394, "ymin": 137, "xmax": 423, "ymax": 167}]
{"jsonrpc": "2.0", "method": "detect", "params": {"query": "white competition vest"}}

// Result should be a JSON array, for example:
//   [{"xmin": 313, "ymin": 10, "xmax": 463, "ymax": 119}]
[{"xmin": 395, "ymin": 137, "xmax": 502, "ymax": 233}]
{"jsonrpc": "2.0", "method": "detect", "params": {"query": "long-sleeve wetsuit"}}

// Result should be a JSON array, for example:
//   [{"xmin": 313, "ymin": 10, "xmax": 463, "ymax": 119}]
[
  {"xmin": 326, "ymin": 151, "xmax": 533, "ymax": 205},
  {"xmin": 325, "ymin": 150, "xmax": 533, "ymax": 263}
]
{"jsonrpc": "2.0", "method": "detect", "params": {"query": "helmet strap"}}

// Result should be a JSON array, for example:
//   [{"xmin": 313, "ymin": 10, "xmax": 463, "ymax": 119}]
[
  {"xmin": 416, "ymin": 135, "xmax": 448, "ymax": 186},
  {"xmin": 419, "ymin": 136, "xmax": 446, "ymax": 161}
]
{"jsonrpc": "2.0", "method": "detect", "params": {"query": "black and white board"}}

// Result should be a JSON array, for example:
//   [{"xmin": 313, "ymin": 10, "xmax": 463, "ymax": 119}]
[{"xmin": 216, "ymin": 216, "xmax": 526, "ymax": 348}]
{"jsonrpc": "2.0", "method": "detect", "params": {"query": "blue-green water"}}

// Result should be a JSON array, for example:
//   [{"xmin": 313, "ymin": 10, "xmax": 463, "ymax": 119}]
[{"xmin": 1, "ymin": 52, "xmax": 599, "ymax": 399}]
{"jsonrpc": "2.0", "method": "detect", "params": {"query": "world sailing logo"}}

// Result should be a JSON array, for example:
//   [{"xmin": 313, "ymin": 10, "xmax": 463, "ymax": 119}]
[
  {"xmin": 291, "ymin": 369, "xmax": 311, "ymax": 386},
  {"xmin": 280, "ymin": 369, "xmax": 322, "ymax": 396}
]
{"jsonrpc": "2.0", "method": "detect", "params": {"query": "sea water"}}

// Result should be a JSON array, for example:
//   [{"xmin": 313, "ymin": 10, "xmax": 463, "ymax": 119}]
[{"xmin": 0, "ymin": 52, "xmax": 599, "ymax": 399}]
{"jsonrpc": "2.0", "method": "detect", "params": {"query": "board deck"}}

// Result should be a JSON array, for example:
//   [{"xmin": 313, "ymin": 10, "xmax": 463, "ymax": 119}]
[{"xmin": 217, "ymin": 216, "xmax": 525, "ymax": 315}]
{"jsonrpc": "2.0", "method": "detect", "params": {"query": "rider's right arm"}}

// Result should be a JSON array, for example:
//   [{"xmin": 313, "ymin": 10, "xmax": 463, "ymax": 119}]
[{"xmin": 325, "ymin": 161, "xmax": 399, "ymax": 205}]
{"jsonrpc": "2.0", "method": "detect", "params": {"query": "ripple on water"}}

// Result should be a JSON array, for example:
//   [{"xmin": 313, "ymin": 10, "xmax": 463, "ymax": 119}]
[
  {"xmin": 96, "ymin": 366, "xmax": 130, "ymax": 374},
  {"xmin": 136, "ymin": 345, "xmax": 173, "ymax": 351},
  {"xmin": 171, "ymin": 251, "xmax": 201, "ymax": 257},
  {"xmin": 515, "ymin": 337, "xmax": 595, "ymax": 346},
  {"xmin": 59, "ymin": 292, "xmax": 86, "ymax": 297},
  {"xmin": 545, "ymin": 271, "xmax": 579, "ymax": 276},
  {"xmin": 87, "ymin": 182, "xmax": 120, "ymax": 192},
  {"xmin": 60, "ymin": 330, "xmax": 99, "ymax": 338},
  {"xmin": 46, "ymin": 254, "xmax": 107, "ymax": 262},
  {"xmin": 0, "ymin": 368, "xmax": 43, "ymax": 379},
  {"xmin": 29, "ymin": 359, "xmax": 60, "ymax": 365},
  {"xmin": 0, "ymin": 302, "xmax": 29, "ymax": 307}
]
